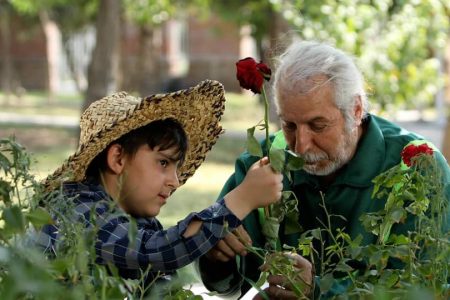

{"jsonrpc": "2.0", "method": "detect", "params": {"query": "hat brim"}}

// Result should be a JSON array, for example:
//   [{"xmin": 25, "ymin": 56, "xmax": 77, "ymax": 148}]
[{"xmin": 43, "ymin": 80, "xmax": 226, "ymax": 190}]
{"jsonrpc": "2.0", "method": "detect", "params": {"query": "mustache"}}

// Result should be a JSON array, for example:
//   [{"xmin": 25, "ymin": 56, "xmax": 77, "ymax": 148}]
[{"xmin": 299, "ymin": 151, "xmax": 328, "ymax": 163}]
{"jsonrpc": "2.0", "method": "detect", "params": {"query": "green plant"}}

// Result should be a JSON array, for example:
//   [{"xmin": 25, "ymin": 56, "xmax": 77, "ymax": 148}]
[
  {"xmin": 288, "ymin": 145, "xmax": 450, "ymax": 299},
  {"xmin": 0, "ymin": 137, "xmax": 202, "ymax": 299}
]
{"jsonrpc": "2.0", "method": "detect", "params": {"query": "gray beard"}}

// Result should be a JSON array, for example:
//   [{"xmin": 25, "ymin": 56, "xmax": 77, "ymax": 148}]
[{"xmin": 302, "ymin": 127, "xmax": 358, "ymax": 176}]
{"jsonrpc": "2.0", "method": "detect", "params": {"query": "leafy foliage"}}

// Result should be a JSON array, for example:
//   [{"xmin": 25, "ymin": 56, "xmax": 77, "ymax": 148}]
[
  {"xmin": 271, "ymin": 0, "xmax": 450, "ymax": 112},
  {"xmin": 286, "ymin": 154, "xmax": 449, "ymax": 298},
  {"xmin": 0, "ymin": 137, "xmax": 201, "ymax": 299},
  {"xmin": 245, "ymin": 152, "xmax": 448, "ymax": 299}
]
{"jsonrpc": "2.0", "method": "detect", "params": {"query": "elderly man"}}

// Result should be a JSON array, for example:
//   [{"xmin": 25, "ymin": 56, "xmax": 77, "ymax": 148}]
[{"xmin": 197, "ymin": 41, "xmax": 450, "ymax": 299}]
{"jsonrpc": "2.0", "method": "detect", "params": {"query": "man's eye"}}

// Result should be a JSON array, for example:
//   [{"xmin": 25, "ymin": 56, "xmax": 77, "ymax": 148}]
[
  {"xmin": 282, "ymin": 122, "xmax": 296, "ymax": 131},
  {"xmin": 310, "ymin": 123, "xmax": 327, "ymax": 132},
  {"xmin": 160, "ymin": 160, "xmax": 169, "ymax": 167}
]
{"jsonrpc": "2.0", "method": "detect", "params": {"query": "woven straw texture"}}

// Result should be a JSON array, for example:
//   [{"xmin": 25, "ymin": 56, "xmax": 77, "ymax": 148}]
[{"xmin": 44, "ymin": 79, "xmax": 226, "ymax": 190}]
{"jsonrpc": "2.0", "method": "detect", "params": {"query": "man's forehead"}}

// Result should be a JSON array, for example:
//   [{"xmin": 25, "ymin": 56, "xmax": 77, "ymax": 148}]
[{"xmin": 282, "ymin": 74, "xmax": 333, "ymax": 95}]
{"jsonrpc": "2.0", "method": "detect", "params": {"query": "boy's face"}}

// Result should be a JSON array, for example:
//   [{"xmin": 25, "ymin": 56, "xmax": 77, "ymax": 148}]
[{"xmin": 118, "ymin": 144, "xmax": 181, "ymax": 218}]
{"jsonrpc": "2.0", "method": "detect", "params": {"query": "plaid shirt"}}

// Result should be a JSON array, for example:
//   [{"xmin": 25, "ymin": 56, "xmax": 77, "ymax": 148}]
[{"xmin": 33, "ymin": 181, "xmax": 241, "ymax": 282}]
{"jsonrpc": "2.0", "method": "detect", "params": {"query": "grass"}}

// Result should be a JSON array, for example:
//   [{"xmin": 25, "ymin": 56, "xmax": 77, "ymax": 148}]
[{"xmin": 0, "ymin": 91, "xmax": 271, "ymax": 228}]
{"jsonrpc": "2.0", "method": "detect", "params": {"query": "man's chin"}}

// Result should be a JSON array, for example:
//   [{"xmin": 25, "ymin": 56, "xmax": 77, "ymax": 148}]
[{"xmin": 303, "ymin": 162, "xmax": 336, "ymax": 176}]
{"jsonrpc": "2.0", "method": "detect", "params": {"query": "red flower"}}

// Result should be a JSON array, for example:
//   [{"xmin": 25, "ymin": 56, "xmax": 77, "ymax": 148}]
[
  {"xmin": 236, "ymin": 57, "xmax": 272, "ymax": 94},
  {"xmin": 401, "ymin": 143, "xmax": 434, "ymax": 167}
]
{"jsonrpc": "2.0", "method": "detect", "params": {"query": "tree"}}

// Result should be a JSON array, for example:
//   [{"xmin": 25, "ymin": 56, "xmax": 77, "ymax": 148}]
[
  {"xmin": 9, "ymin": 0, "xmax": 98, "ymax": 103},
  {"xmin": 207, "ymin": 0, "xmax": 293, "ymax": 126},
  {"xmin": 441, "ymin": 38, "xmax": 450, "ymax": 161},
  {"xmin": 0, "ymin": 0, "xmax": 14, "ymax": 103},
  {"xmin": 212, "ymin": 1, "xmax": 450, "ymax": 138},
  {"xmin": 271, "ymin": 0, "xmax": 450, "ymax": 113},
  {"xmin": 122, "ymin": 0, "xmax": 211, "ymax": 95},
  {"xmin": 84, "ymin": 0, "xmax": 121, "ymax": 110}
]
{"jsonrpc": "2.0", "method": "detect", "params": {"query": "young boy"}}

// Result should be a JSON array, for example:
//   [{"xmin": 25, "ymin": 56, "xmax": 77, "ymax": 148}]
[{"xmin": 34, "ymin": 80, "xmax": 282, "ymax": 290}]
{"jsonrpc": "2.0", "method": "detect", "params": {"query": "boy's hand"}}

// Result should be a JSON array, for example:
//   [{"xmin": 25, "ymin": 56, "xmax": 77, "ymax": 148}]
[
  {"xmin": 224, "ymin": 157, "xmax": 283, "ymax": 220},
  {"xmin": 239, "ymin": 157, "xmax": 283, "ymax": 207},
  {"xmin": 205, "ymin": 225, "xmax": 252, "ymax": 262}
]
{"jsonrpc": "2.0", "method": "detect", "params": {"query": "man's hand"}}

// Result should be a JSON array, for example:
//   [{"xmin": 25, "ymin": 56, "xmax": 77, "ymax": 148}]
[
  {"xmin": 205, "ymin": 225, "xmax": 252, "ymax": 262},
  {"xmin": 253, "ymin": 253, "xmax": 313, "ymax": 299}
]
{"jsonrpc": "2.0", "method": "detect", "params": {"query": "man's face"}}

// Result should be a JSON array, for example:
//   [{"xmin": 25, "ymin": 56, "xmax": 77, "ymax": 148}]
[
  {"xmin": 118, "ymin": 144, "xmax": 180, "ymax": 217},
  {"xmin": 277, "ymin": 77, "xmax": 361, "ymax": 176}
]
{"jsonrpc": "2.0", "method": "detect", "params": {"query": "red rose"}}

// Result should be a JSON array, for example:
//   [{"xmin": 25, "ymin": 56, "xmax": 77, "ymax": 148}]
[
  {"xmin": 401, "ymin": 143, "xmax": 434, "ymax": 167},
  {"xmin": 236, "ymin": 57, "xmax": 272, "ymax": 94}
]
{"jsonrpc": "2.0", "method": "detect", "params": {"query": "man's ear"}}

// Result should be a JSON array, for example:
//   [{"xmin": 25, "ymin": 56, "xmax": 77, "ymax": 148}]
[
  {"xmin": 106, "ymin": 144, "xmax": 126, "ymax": 175},
  {"xmin": 353, "ymin": 95, "xmax": 363, "ymax": 126}
]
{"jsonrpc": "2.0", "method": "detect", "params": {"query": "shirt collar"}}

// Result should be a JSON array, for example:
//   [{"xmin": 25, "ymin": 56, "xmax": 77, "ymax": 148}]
[
  {"xmin": 291, "ymin": 114, "xmax": 386, "ymax": 188},
  {"xmin": 62, "ymin": 179, "xmax": 112, "ymax": 200}
]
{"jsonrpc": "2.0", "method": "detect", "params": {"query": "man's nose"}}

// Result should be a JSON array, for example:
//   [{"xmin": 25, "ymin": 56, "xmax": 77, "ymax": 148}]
[{"xmin": 295, "ymin": 126, "xmax": 312, "ymax": 154}]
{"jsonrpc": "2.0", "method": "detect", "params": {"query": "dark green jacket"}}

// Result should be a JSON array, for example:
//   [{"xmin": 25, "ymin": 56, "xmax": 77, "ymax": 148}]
[{"xmin": 199, "ymin": 115, "xmax": 450, "ymax": 297}]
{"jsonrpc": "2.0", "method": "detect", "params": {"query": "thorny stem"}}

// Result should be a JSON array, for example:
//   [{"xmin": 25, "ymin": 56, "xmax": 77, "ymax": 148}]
[
  {"xmin": 317, "ymin": 192, "xmax": 357, "ymax": 286},
  {"xmin": 261, "ymin": 86, "xmax": 271, "ymax": 155},
  {"xmin": 261, "ymin": 86, "xmax": 271, "ymax": 219}
]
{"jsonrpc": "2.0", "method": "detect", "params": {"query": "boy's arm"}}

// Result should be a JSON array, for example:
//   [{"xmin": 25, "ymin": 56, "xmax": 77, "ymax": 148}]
[
  {"xmin": 197, "ymin": 155, "xmax": 258, "ymax": 295},
  {"xmin": 96, "ymin": 197, "xmax": 242, "ymax": 273},
  {"xmin": 96, "ymin": 156, "xmax": 280, "ymax": 275},
  {"xmin": 197, "ymin": 173, "xmax": 245, "ymax": 295}
]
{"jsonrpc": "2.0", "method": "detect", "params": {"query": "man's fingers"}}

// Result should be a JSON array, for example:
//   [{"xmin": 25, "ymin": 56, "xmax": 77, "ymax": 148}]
[
  {"xmin": 265, "ymin": 285, "xmax": 298, "ymax": 300},
  {"xmin": 253, "ymin": 285, "xmax": 298, "ymax": 300},
  {"xmin": 286, "ymin": 252, "xmax": 311, "ymax": 269},
  {"xmin": 267, "ymin": 274, "xmax": 294, "ymax": 290}
]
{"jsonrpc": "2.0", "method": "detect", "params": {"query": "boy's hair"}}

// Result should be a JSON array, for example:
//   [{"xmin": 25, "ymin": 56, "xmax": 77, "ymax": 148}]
[{"xmin": 85, "ymin": 118, "xmax": 188, "ymax": 180}]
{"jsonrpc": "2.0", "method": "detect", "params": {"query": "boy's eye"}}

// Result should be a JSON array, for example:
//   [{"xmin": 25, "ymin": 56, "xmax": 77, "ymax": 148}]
[{"xmin": 159, "ymin": 160, "xmax": 169, "ymax": 167}]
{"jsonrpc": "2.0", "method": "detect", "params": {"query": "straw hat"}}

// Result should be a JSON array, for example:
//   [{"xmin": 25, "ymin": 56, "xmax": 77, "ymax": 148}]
[{"xmin": 44, "ymin": 80, "xmax": 226, "ymax": 190}]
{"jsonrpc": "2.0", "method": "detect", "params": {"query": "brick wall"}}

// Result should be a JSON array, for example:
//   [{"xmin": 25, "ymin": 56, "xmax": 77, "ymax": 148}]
[
  {"xmin": 186, "ymin": 15, "xmax": 241, "ymax": 92},
  {"xmin": 0, "ymin": 14, "xmax": 243, "ymax": 93},
  {"xmin": 0, "ymin": 17, "xmax": 48, "ymax": 91}
]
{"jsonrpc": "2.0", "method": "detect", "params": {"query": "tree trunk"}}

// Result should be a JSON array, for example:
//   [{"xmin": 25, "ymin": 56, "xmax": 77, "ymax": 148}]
[
  {"xmin": 0, "ymin": 4, "xmax": 13, "ymax": 104},
  {"xmin": 84, "ymin": 0, "xmax": 121, "ymax": 111},
  {"xmin": 137, "ymin": 25, "xmax": 160, "ymax": 96},
  {"xmin": 266, "ymin": 9, "xmax": 292, "ymax": 130},
  {"xmin": 441, "ymin": 38, "xmax": 450, "ymax": 161},
  {"xmin": 39, "ymin": 10, "xmax": 61, "ymax": 104}
]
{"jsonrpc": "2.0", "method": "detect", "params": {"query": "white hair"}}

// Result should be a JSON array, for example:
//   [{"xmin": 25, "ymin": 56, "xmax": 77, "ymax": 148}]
[{"xmin": 273, "ymin": 41, "xmax": 369, "ymax": 127}]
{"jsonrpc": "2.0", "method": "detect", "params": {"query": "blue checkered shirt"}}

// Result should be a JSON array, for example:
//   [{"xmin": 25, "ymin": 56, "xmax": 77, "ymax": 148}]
[{"xmin": 33, "ymin": 181, "xmax": 241, "ymax": 283}]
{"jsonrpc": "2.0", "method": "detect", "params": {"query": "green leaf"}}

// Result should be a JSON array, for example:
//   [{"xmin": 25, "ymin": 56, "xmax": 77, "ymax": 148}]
[
  {"xmin": 380, "ymin": 270, "xmax": 399, "ymax": 288},
  {"xmin": 319, "ymin": 273, "xmax": 335, "ymax": 294},
  {"xmin": 285, "ymin": 150, "xmax": 304, "ymax": 171},
  {"xmin": 284, "ymin": 210, "xmax": 300, "ymax": 235},
  {"xmin": 388, "ymin": 207, "xmax": 405, "ymax": 223},
  {"xmin": 269, "ymin": 146, "xmax": 285, "ymax": 172},
  {"xmin": 25, "ymin": 207, "xmax": 54, "ymax": 227},
  {"xmin": 261, "ymin": 217, "xmax": 280, "ymax": 239},
  {"xmin": 0, "ymin": 179, "xmax": 12, "ymax": 204},
  {"xmin": 310, "ymin": 228, "xmax": 322, "ymax": 240},
  {"xmin": 246, "ymin": 127, "xmax": 263, "ymax": 157},
  {"xmin": 2, "ymin": 205, "xmax": 25, "ymax": 234},
  {"xmin": 335, "ymin": 262, "xmax": 354, "ymax": 273},
  {"xmin": 0, "ymin": 152, "xmax": 11, "ymax": 173},
  {"xmin": 255, "ymin": 271, "xmax": 268, "ymax": 288}
]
